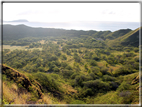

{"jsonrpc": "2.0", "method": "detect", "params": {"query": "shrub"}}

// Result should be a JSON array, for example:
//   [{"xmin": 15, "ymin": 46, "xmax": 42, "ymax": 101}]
[
  {"xmin": 113, "ymin": 65, "xmax": 136, "ymax": 76},
  {"xmin": 61, "ymin": 62, "xmax": 68, "ymax": 68},
  {"xmin": 102, "ymin": 75, "xmax": 116, "ymax": 81},
  {"xmin": 92, "ymin": 56, "xmax": 100, "ymax": 61},
  {"xmin": 71, "ymin": 73, "xmax": 80, "ymax": 79},
  {"xmin": 33, "ymin": 72, "xmax": 61, "ymax": 93},
  {"xmin": 110, "ymin": 81, "xmax": 119, "ymax": 90},
  {"xmin": 117, "ymin": 81, "xmax": 130, "ymax": 92},
  {"xmin": 100, "ymin": 67, "xmax": 110, "ymax": 75},
  {"xmin": 53, "ymin": 66, "xmax": 60, "ymax": 72},
  {"xmin": 61, "ymin": 55, "xmax": 67, "ymax": 60},
  {"xmin": 61, "ymin": 69, "xmax": 73, "ymax": 78},
  {"xmin": 65, "ymin": 65, "xmax": 73, "ymax": 70},
  {"xmin": 74, "ymin": 75, "xmax": 93, "ymax": 87},
  {"xmin": 89, "ymin": 60, "xmax": 97, "ymax": 66},
  {"xmin": 91, "ymin": 67, "xmax": 100, "ymax": 73},
  {"xmin": 83, "ymin": 79, "xmax": 110, "ymax": 93},
  {"xmin": 89, "ymin": 73, "xmax": 99, "ymax": 80},
  {"xmin": 78, "ymin": 88, "xmax": 94, "ymax": 97},
  {"xmin": 134, "ymin": 48, "xmax": 139, "ymax": 52}
]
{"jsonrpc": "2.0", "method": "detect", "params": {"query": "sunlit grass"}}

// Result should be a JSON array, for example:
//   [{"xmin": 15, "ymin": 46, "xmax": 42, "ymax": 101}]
[{"xmin": 3, "ymin": 45, "xmax": 42, "ymax": 51}]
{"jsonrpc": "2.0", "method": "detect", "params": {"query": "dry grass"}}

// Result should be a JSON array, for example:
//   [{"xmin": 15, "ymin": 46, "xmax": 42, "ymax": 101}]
[
  {"xmin": 3, "ymin": 45, "xmax": 27, "ymax": 51},
  {"xmin": 52, "ymin": 41, "xmax": 57, "ymax": 44},
  {"xmin": 11, "ymin": 83, "xmax": 18, "ymax": 92},
  {"xmin": 38, "ymin": 40, "xmax": 45, "ymax": 44},
  {"xmin": 3, "ymin": 45, "xmax": 42, "ymax": 51},
  {"xmin": 3, "ymin": 82, "xmax": 31, "ymax": 104},
  {"xmin": 61, "ymin": 83, "xmax": 77, "ymax": 94},
  {"xmin": 41, "ymin": 95, "xmax": 52, "ymax": 104},
  {"xmin": 108, "ymin": 65, "xmax": 121, "ymax": 72},
  {"xmin": 97, "ymin": 61, "xmax": 107, "ymax": 67}
]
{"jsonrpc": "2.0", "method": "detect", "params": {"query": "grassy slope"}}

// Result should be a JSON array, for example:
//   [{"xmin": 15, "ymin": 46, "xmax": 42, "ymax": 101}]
[
  {"xmin": 107, "ymin": 27, "xmax": 140, "ymax": 47},
  {"xmin": 2, "ymin": 64, "xmax": 76, "ymax": 104}
]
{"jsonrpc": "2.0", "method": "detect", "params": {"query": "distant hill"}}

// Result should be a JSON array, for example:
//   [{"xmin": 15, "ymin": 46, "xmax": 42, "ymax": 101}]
[
  {"xmin": 2, "ymin": 24, "xmax": 140, "ymax": 47},
  {"xmin": 6, "ymin": 19, "xmax": 29, "ymax": 22},
  {"xmin": 104, "ymin": 29, "xmax": 132, "ymax": 40},
  {"xmin": 3, "ymin": 24, "xmax": 97, "ymax": 40},
  {"xmin": 107, "ymin": 27, "xmax": 141, "ymax": 47}
]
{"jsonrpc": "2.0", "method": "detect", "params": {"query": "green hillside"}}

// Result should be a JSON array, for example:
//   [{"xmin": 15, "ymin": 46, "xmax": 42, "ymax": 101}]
[
  {"xmin": 107, "ymin": 27, "xmax": 141, "ymax": 47},
  {"xmin": 2, "ymin": 24, "xmax": 141, "ymax": 104},
  {"xmin": 104, "ymin": 29, "xmax": 132, "ymax": 40}
]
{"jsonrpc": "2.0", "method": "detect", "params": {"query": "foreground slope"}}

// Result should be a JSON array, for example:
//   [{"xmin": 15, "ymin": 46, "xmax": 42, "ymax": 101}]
[{"xmin": 2, "ymin": 64, "xmax": 76, "ymax": 104}]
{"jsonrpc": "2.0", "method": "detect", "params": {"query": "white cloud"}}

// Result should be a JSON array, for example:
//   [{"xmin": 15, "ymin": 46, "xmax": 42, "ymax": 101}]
[{"xmin": 3, "ymin": 3, "xmax": 140, "ymax": 22}]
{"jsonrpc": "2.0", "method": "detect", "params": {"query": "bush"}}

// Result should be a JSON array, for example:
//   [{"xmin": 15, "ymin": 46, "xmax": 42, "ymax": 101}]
[
  {"xmin": 89, "ymin": 73, "xmax": 99, "ymax": 80},
  {"xmin": 53, "ymin": 66, "xmax": 60, "ymax": 72},
  {"xmin": 92, "ymin": 56, "xmax": 100, "ymax": 61},
  {"xmin": 113, "ymin": 65, "xmax": 136, "ymax": 76},
  {"xmin": 110, "ymin": 81, "xmax": 119, "ymax": 90},
  {"xmin": 83, "ymin": 79, "xmax": 110, "ymax": 92},
  {"xmin": 78, "ymin": 88, "xmax": 94, "ymax": 97},
  {"xmin": 100, "ymin": 67, "xmax": 110, "ymax": 75},
  {"xmin": 102, "ymin": 75, "xmax": 116, "ymax": 81},
  {"xmin": 134, "ymin": 48, "xmax": 139, "ymax": 52},
  {"xmin": 61, "ymin": 69, "xmax": 73, "ymax": 78},
  {"xmin": 65, "ymin": 65, "xmax": 73, "ymax": 70},
  {"xmin": 33, "ymin": 72, "xmax": 61, "ymax": 93},
  {"xmin": 89, "ymin": 60, "xmax": 97, "ymax": 66},
  {"xmin": 117, "ymin": 81, "xmax": 130, "ymax": 92},
  {"xmin": 61, "ymin": 55, "xmax": 67, "ymax": 60},
  {"xmin": 91, "ymin": 67, "xmax": 100, "ymax": 73},
  {"xmin": 61, "ymin": 62, "xmax": 68, "ymax": 68},
  {"xmin": 74, "ymin": 75, "xmax": 93, "ymax": 87}
]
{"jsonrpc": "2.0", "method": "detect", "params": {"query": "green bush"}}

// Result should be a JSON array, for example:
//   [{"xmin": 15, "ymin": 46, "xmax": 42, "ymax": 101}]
[
  {"xmin": 71, "ymin": 73, "xmax": 80, "ymax": 79},
  {"xmin": 89, "ymin": 73, "xmax": 99, "ymax": 80},
  {"xmin": 61, "ymin": 69, "xmax": 73, "ymax": 78},
  {"xmin": 61, "ymin": 62, "xmax": 68, "ymax": 68},
  {"xmin": 61, "ymin": 55, "xmax": 67, "ymax": 60},
  {"xmin": 53, "ymin": 66, "xmax": 60, "ymax": 72},
  {"xmin": 113, "ymin": 65, "xmax": 136, "ymax": 76},
  {"xmin": 65, "ymin": 65, "xmax": 73, "ymax": 70},
  {"xmin": 117, "ymin": 81, "xmax": 130, "ymax": 92},
  {"xmin": 100, "ymin": 67, "xmax": 110, "ymax": 75},
  {"xmin": 74, "ymin": 75, "xmax": 93, "ymax": 87},
  {"xmin": 89, "ymin": 60, "xmax": 97, "ymax": 66},
  {"xmin": 83, "ymin": 79, "xmax": 110, "ymax": 93},
  {"xmin": 102, "ymin": 75, "xmax": 116, "ymax": 81},
  {"xmin": 33, "ymin": 72, "xmax": 61, "ymax": 93}
]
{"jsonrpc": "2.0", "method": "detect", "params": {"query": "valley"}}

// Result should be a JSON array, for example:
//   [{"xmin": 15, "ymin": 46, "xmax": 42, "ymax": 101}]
[{"xmin": 2, "ymin": 24, "xmax": 141, "ymax": 104}]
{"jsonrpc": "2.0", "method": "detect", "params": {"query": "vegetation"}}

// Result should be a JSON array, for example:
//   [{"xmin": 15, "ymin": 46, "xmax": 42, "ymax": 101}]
[{"xmin": 2, "ymin": 24, "xmax": 141, "ymax": 104}]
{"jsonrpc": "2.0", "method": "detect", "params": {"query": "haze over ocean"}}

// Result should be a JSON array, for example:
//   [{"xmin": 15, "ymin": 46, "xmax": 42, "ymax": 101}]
[{"xmin": 3, "ymin": 21, "xmax": 140, "ymax": 31}]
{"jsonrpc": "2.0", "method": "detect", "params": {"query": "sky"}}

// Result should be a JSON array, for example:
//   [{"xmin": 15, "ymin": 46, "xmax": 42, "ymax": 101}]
[{"xmin": 3, "ymin": 3, "xmax": 141, "ymax": 31}]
